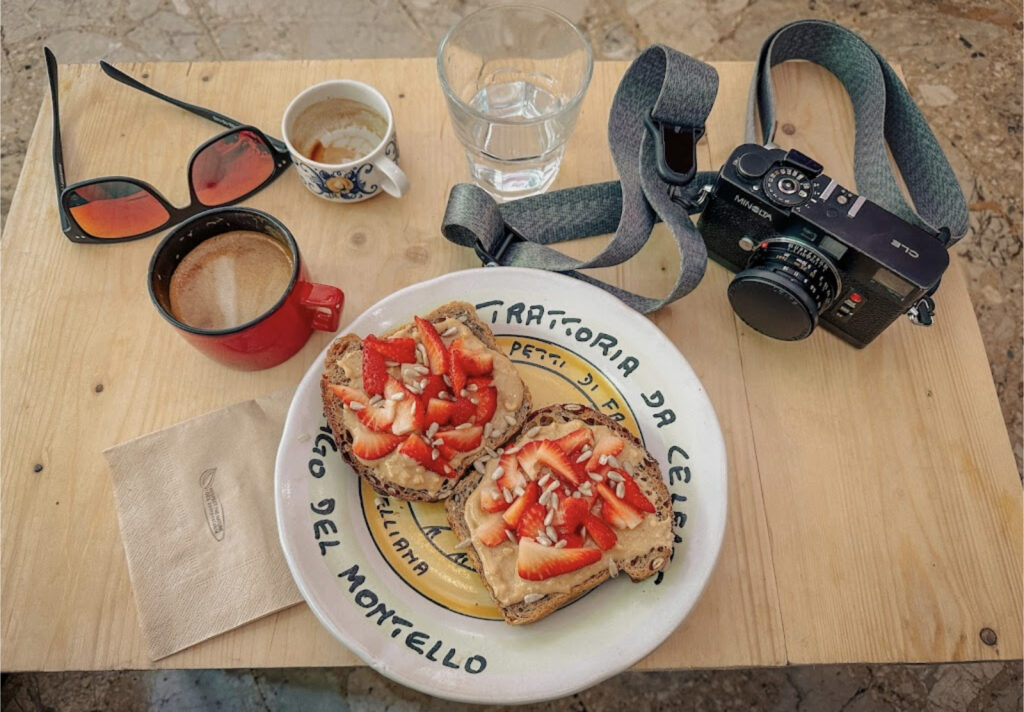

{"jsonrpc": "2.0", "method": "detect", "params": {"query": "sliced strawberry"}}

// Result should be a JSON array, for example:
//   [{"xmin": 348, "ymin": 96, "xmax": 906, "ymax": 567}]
[
  {"xmin": 518, "ymin": 440, "xmax": 582, "ymax": 486},
  {"xmin": 451, "ymin": 339, "xmax": 494, "ymax": 376},
  {"xmin": 356, "ymin": 398, "xmax": 396, "ymax": 432},
  {"xmin": 595, "ymin": 482, "xmax": 644, "ymax": 529},
  {"xmin": 397, "ymin": 433, "xmax": 455, "ymax": 477},
  {"xmin": 502, "ymin": 481, "xmax": 540, "ymax": 527},
  {"xmin": 361, "ymin": 343, "xmax": 388, "ymax": 396},
  {"xmin": 582, "ymin": 512, "xmax": 618, "ymax": 550},
  {"xmin": 472, "ymin": 385, "xmax": 498, "ymax": 426},
  {"xmin": 420, "ymin": 374, "xmax": 446, "ymax": 402},
  {"xmin": 496, "ymin": 451, "xmax": 526, "ymax": 493},
  {"xmin": 449, "ymin": 396, "xmax": 477, "ymax": 426},
  {"xmin": 414, "ymin": 316, "xmax": 448, "ymax": 375},
  {"xmin": 435, "ymin": 425, "xmax": 483, "ymax": 452},
  {"xmin": 365, "ymin": 334, "xmax": 417, "ymax": 363},
  {"xmin": 328, "ymin": 383, "xmax": 369, "ymax": 408},
  {"xmin": 555, "ymin": 496, "xmax": 590, "ymax": 530},
  {"xmin": 480, "ymin": 484, "xmax": 510, "ymax": 513},
  {"xmin": 385, "ymin": 378, "xmax": 423, "ymax": 435},
  {"xmin": 424, "ymin": 397, "xmax": 455, "ymax": 428},
  {"xmin": 617, "ymin": 469, "xmax": 657, "ymax": 513},
  {"xmin": 556, "ymin": 528, "xmax": 586, "ymax": 548},
  {"xmin": 477, "ymin": 513, "xmax": 511, "ymax": 547},
  {"xmin": 351, "ymin": 422, "xmax": 403, "ymax": 460},
  {"xmin": 516, "ymin": 538, "xmax": 602, "ymax": 581},
  {"xmin": 553, "ymin": 427, "xmax": 593, "ymax": 456},
  {"xmin": 447, "ymin": 351, "xmax": 467, "ymax": 396},
  {"xmin": 586, "ymin": 434, "xmax": 625, "ymax": 472},
  {"xmin": 515, "ymin": 502, "xmax": 548, "ymax": 541}
]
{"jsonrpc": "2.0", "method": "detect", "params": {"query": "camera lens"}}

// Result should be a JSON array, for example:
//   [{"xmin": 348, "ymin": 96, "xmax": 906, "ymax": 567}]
[
  {"xmin": 727, "ymin": 238, "xmax": 841, "ymax": 341},
  {"xmin": 763, "ymin": 167, "xmax": 812, "ymax": 207}
]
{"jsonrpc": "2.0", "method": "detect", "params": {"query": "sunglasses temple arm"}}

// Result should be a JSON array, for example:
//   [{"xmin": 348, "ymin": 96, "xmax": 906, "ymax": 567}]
[
  {"xmin": 98, "ymin": 61, "xmax": 290, "ymax": 154},
  {"xmin": 43, "ymin": 48, "xmax": 71, "ymax": 233}
]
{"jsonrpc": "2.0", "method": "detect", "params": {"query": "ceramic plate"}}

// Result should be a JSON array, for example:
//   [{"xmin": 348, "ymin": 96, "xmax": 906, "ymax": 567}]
[{"xmin": 275, "ymin": 267, "xmax": 727, "ymax": 704}]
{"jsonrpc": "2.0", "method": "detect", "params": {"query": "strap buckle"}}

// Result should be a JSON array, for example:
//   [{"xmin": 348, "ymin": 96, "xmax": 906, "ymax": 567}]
[
  {"xmin": 474, "ymin": 228, "xmax": 521, "ymax": 267},
  {"xmin": 644, "ymin": 111, "xmax": 705, "ymax": 186}
]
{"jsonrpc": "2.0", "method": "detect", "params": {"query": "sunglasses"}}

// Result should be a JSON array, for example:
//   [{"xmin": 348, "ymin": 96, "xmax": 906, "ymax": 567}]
[{"xmin": 45, "ymin": 47, "xmax": 292, "ymax": 243}]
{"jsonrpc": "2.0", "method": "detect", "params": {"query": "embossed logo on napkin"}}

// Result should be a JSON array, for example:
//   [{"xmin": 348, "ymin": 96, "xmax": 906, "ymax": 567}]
[{"xmin": 199, "ymin": 468, "xmax": 225, "ymax": 541}]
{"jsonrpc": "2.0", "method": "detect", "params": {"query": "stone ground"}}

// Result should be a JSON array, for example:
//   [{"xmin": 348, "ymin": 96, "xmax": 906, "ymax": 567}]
[{"xmin": 1, "ymin": 0, "xmax": 1021, "ymax": 709}]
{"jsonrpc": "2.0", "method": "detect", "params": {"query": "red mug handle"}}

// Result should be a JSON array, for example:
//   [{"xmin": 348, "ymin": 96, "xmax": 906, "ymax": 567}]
[{"xmin": 300, "ymin": 282, "xmax": 344, "ymax": 332}]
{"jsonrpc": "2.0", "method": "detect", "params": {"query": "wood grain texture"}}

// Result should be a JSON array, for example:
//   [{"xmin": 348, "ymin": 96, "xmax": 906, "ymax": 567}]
[{"xmin": 1, "ymin": 58, "xmax": 1019, "ymax": 672}]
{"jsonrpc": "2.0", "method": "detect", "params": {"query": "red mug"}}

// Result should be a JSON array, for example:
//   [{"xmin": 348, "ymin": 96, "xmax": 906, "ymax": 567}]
[{"xmin": 148, "ymin": 207, "xmax": 343, "ymax": 370}]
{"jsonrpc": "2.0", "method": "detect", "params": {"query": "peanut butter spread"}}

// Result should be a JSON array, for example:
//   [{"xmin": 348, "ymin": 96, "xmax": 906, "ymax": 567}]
[
  {"xmin": 337, "ymin": 318, "xmax": 525, "ymax": 495},
  {"xmin": 464, "ymin": 420, "xmax": 672, "ymax": 605}
]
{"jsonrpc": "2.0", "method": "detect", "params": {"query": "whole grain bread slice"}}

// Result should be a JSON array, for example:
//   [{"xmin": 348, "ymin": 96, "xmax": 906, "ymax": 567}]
[
  {"xmin": 320, "ymin": 301, "xmax": 532, "ymax": 502},
  {"xmin": 445, "ymin": 404, "xmax": 673, "ymax": 625}
]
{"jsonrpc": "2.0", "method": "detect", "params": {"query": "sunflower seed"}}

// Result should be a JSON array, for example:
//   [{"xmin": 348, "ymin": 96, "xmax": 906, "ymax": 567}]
[
  {"xmin": 543, "ymin": 509, "xmax": 554, "ymax": 526},
  {"xmin": 506, "ymin": 529, "xmax": 517, "ymax": 544},
  {"xmin": 441, "ymin": 326, "xmax": 458, "ymax": 337},
  {"xmin": 572, "ymin": 491, "xmax": 582, "ymax": 498},
  {"xmin": 513, "ymin": 485, "xmax": 525, "ymax": 497},
  {"xmin": 432, "ymin": 448, "xmax": 439, "ymax": 460},
  {"xmin": 467, "ymin": 383, "xmax": 479, "ymax": 392},
  {"xmin": 544, "ymin": 480, "xmax": 560, "ymax": 493},
  {"xmin": 484, "ymin": 446, "xmax": 499, "ymax": 458},
  {"xmin": 427, "ymin": 422, "xmax": 440, "ymax": 438},
  {"xmin": 443, "ymin": 374, "xmax": 453, "ymax": 387},
  {"xmin": 390, "ymin": 392, "xmax": 405, "ymax": 401},
  {"xmin": 454, "ymin": 538, "xmax": 472, "ymax": 549},
  {"xmin": 607, "ymin": 470, "xmax": 623, "ymax": 483},
  {"xmin": 457, "ymin": 314, "xmax": 468, "ymax": 322},
  {"xmin": 651, "ymin": 557, "xmax": 665, "ymax": 570},
  {"xmin": 412, "ymin": 364, "xmax": 430, "ymax": 374},
  {"xmin": 616, "ymin": 482, "xmax": 626, "ymax": 498},
  {"xmin": 607, "ymin": 455, "xmax": 620, "ymax": 468},
  {"xmin": 502, "ymin": 488, "xmax": 513, "ymax": 503},
  {"xmin": 460, "ymin": 389, "xmax": 469, "ymax": 398},
  {"xmin": 491, "ymin": 428, "xmax": 504, "ymax": 440},
  {"xmin": 564, "ymin": 404, "xmax": 582, "ymax": 412},
  {"xmin": 549, "ymin": 493, "xmax": 558, "ymax": 511},
  {"xmin": 474, "ymin": 460, "xmax": 486, "ymax": 474},
  {"xmin": 575, "ymin": 451, "xmax": 591, "ymax": 463},
  {"xmin": 504, "ymin": 414, "xmax": 517, "ymax": 426},
  {"xmin": 348, "ymin": 402, "xmax": 365, "ymax": 411},
  {"xmin": 537, "ymin": 535, "xmax": 553, "ymax": 546},
  {"xmin": 623, "ymin": 462, "xmax": 635, "ymax": 475},
  {"xmin": 545, "ymin": 525, "xmax": 558, "ymax": 542},
  {"xmin": 539, "ymin": 491, "xmax": 551, "ymax": 506},
  {"xmin": 523, "ymin": 593, "xmax": 545, "ymax": 604},
  {"xmin": 608, "ymin": 559, "xmax": 619, "ymax": 577},
  {"xmin": 439, "ymin": 391, "xmax": 451, "ymax": 400},
  {"xmin": 416, "ymin": 344, "xmax": 427, "ymax": 364},
  {"xmin": 434, "ymin": 439, "xmax": 445, "ymax": 447},
  {"xmin": 598, "ymin": 454, "xmax": 609, "ymax": 465},
  {"xmin": 554, "ymin": 539, "xmax": 567, "ymax": 549},
  {"xmin": 491, "ymin": 466, "xmax": 504, "ymax": 480},
  {"xmin": 419, "ymin": 378, "xmax": 428, "ymax": 390},
  {"xmin": 588, "ymin": 472, "xmax": 604, "ymax": 482},
  {"xmin": 369, "ymin": 394, "xmax": 383, "ymax": 405},
  {"xmin": 525, "ymin": 426, "xmax": 541, "ymax": 438},
  {"xmin": 456, "ymin": 422, "xmax": 473, "ymax": 430},
  {"xmin": 385, "ymin": 360, "xmax": 399, "ymax": 367}
]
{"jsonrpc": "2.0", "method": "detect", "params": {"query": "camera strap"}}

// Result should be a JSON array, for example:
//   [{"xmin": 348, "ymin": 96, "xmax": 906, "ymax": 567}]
[
  {"xmin": 748, "ymin": 20, "xmax": 968, "ymax": 245},
  {"xmin": 441, "ymin": 45, "xmax": 720, "ymax": 313}
]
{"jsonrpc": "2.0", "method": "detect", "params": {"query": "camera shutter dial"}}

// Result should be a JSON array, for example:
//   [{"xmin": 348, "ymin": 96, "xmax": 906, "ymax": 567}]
[
  {"xmin": 763, "ymin": 166, "xmax": 813, "ymax": 207},
  {"xmin": 727, "ymin": 238, "xmax": 841, "ymax": 341}
]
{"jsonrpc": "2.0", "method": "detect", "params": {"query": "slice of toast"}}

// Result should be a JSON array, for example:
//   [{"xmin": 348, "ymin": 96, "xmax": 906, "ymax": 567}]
[
  {"xmin": 320, "ymin": 301, "xmax": 532, "ymax": 502},
  {"xmin": 445, "ymin": 404, "xmax": 673, "ymax": 625}
]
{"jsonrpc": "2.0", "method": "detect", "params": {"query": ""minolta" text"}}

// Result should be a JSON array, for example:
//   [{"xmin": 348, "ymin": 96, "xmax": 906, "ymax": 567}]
[{"xmin": 733, "ymin": 194, "xmax": 772, "ymax": 219}]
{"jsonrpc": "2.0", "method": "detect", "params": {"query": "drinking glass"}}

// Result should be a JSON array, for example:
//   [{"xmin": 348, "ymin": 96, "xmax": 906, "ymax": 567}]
[{"xmin": 437, "ymin": 5, "xmax": 593, "ymax": 201}]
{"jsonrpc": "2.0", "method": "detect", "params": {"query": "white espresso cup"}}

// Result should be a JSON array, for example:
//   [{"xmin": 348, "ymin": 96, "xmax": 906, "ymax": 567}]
[{"xmin": 282, "ymin": 80, "xmax": 409, "ymax": 202}]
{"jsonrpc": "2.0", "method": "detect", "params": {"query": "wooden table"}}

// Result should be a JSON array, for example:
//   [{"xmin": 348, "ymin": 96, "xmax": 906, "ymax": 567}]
[{"xmin": 2, "ymin": 58, "xmax": 1020, "ymax": 672}]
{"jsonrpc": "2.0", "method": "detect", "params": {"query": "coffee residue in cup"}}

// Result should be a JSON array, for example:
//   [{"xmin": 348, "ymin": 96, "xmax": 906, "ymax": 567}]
[
  {"xmin": 168, "ymin": 230, "xmax": 293, "ymax": 331},
  {"xmin": 292, "ymin": 97, "xmax": 387, "ymax": 164}
]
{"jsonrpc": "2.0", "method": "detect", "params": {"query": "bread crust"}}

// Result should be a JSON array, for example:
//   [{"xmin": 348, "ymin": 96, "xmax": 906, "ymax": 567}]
[
  {"xmin": 445, "ymin": 404, "xmax": 673, "ymax": 625},
  {"xmin": 320, "ymin": 301, "xmax": 532, "ymax": 502}
]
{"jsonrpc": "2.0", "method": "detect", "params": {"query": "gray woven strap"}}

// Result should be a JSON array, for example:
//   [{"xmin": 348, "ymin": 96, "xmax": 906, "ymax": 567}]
[
  {"xmin": 747, "ymin": 20, "xmax": 968, "ymax": 244},
  {"xmin": 442, "ymin": 45, "xmax": 720, "ymax": 313}
]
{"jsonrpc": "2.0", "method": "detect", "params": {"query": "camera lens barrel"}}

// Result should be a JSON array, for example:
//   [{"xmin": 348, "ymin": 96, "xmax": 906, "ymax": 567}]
[{"xmin": 727, "ymin": 238, "xmax": 841, "ymax": 341}]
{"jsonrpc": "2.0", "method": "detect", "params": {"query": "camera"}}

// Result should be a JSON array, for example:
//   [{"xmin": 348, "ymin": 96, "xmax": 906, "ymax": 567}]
[{"xmin": 695, "ymin": 144, "xmax": 950, "ymax": 348}]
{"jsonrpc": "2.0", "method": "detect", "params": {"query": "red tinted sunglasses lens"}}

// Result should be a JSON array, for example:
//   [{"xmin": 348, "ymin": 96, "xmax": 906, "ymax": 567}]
[
  {"xmin": 191, "ymin": 129, "xmax": 275, "ymax": 206},
  {"xmin": 66, "ymin": 180, "xmax": 170, "ymax": 239}
]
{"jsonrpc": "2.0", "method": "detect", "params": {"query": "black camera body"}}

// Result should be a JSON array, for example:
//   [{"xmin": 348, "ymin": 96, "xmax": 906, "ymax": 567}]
[{"xmin": 696, "ymin": 144, "xmax": 950, "ymax": 348}]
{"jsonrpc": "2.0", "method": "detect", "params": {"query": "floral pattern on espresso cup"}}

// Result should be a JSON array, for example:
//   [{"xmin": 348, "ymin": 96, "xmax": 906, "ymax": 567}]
[{"xmin": 293, "ymin": 139, "xmax": 400, "ymax": 201}]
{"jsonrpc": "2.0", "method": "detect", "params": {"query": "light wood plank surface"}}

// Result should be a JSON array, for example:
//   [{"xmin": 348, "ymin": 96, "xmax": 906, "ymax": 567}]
[{"xmin": 1, "ymin": 58, "xmax": 1019, "ymax": 672}]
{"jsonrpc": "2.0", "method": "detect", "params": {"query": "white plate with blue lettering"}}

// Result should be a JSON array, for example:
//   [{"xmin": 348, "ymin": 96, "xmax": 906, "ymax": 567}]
[{"xmin": 275, "ymin": 267, "xmax": 727, "ymax": 704}]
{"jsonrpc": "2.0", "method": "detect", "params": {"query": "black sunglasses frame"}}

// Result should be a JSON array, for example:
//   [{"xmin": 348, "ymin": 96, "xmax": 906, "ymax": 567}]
[{"xmin": 45, "ymin": 47, "xmax": 293, "ymax": 244}]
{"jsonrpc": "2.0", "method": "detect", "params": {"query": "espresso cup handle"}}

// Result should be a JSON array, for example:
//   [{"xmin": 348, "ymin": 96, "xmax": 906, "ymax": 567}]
[
  {"xmin": 300, "ymin": 282, "xmax": 345, "ymax": 332},
  {"xmin": 374, "ymin": 156, "xmax": 410, "ymax": 198}
]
